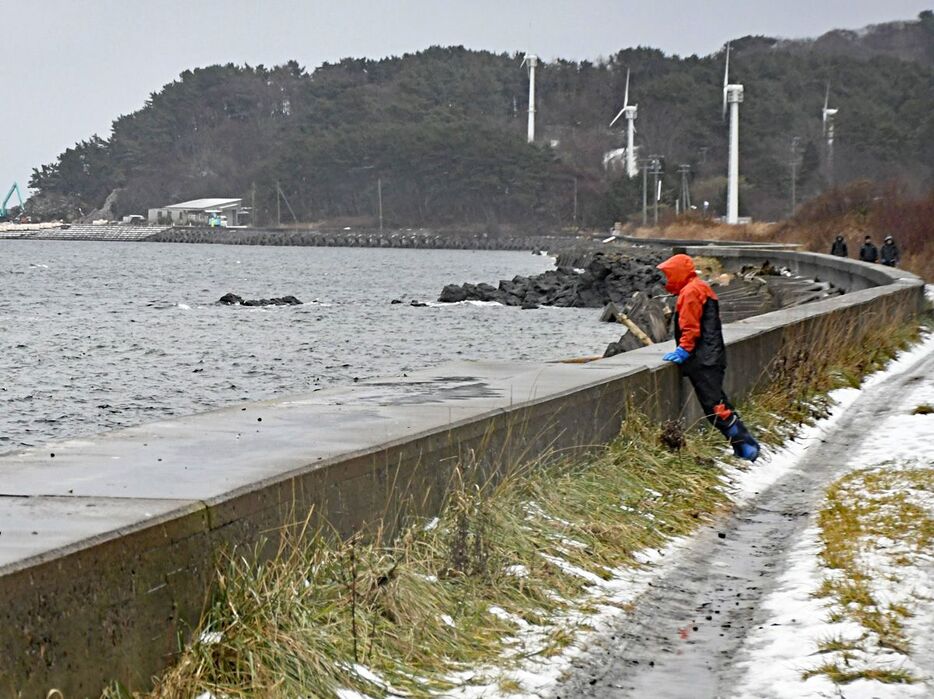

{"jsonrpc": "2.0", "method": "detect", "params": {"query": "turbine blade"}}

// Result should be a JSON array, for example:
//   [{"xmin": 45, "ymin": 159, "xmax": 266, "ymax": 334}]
[
  {"xmin": 722, "ymin": 44, "xmax": 730, "ymax": 120},
  {"xmin": 723, "ymin": 43, "xmax": 730, "ymax": 89},
  {"xmin": 624, "ymin": 68, "xmax": 630, "ymax": 108},
  {"xmin": 824, "ymin": 81, "xmax": 830, "ymax": 111},
  {"xmin": 609, "ymin": 106, "xmax": 626, "ymax": 127}
]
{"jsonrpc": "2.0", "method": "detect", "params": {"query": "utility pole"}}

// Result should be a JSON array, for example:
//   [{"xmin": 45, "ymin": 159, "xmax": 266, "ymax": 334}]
[
  {"xmin": 649, "ymin": 155, "xmax": 662, "ymax": 226},
  {"xmin": 641, "ymin": 160, "xmax": 648, "ymax": 226},
  {"xmin": 572, "ymin": 176, "xmax": 578, "ymax": 227},
  {"xmin": 790, "ymin": 136, "xmax": 800, "ymax": 216},
  {"xmin": 251, "ymin": 181, "xmax": 257, "ymax": 227},
  {"xmin": 678, "ymin": 164, "xmax": 691, "ymax": 214},
  {"xmin": 276, "ymin": 179, "xmax": 281, "ymax": 226},
  {"xmin": 377, "ymin": 176, "xmax": 384, "ymax": 235},
  {"xmin": 274, "ymin": 181, "xmax": 298, "ymax": 223}
]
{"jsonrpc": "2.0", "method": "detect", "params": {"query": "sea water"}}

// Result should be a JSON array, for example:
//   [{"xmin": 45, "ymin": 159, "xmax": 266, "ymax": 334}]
[{"xmin": 0, "ymin": 241, "xmax": 620, "ymax": 453}]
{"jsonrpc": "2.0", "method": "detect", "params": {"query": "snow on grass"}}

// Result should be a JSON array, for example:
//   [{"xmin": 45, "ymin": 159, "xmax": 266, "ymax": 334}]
[
  {"xmin": 732, "ymin": 331, "xmax": 934, "ymax": 699},
  {"xmin": 444, "ymin": 331, "xmax": 934, "ymax": 699},
  {"xmin": 443, "ymin": 534, "xmax": 695, "ymax": 699}
]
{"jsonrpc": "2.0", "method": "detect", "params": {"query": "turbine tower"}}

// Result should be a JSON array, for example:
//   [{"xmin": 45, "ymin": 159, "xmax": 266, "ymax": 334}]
[
  {"xmin": 522, "ymin": 54, "xmax": 539, "ymax": 143},
  {"xmin": 609, "ymin": 68, "xmax": 639, "ymax": 178},
  {"xmin": 822, "ymin": 82, "xmax": 838, "ymax": 185},
  {"xmin": 722, "ymin": 43, "xmax": 744, "ymax": 225}
]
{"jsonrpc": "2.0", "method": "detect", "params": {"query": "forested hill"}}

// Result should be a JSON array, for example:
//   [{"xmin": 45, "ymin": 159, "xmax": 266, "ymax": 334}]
[{"xmin": 28, "ymin": 11, "xmax": 934, "ymax": 228}]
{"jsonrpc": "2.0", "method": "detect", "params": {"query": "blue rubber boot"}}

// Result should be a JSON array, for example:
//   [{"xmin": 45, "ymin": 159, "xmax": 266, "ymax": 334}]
[
  {"xmin": 725, "ymin": 420, "xmax": 760, "ymax": 462},
  {"xmin": 736, "ymin": 438, "xmax": 759, "ymax": 462}
]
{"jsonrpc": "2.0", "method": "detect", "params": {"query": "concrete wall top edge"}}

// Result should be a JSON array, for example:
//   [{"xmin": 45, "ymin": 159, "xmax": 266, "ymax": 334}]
[
  {"xmin": 681, "ymin": 245, "xmax": 923, "ymax": 287},
  {"xmin": 0, "ymin": 358, "xmax": 652, "ymax": 572}
]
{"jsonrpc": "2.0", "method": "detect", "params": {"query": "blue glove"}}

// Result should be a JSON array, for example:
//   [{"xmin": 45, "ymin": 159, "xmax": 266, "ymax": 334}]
[{"xmin": 662, "ymin": 346, "xmax": 690, "ymax": 364}]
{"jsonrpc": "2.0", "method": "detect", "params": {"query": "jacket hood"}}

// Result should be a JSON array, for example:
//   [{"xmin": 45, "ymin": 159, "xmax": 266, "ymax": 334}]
[{"xmin": 657, "ymin": 254, "xmax": 697, "ymax": 294}]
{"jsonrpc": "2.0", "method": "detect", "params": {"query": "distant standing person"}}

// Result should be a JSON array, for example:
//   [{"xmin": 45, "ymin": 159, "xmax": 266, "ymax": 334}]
[
  {"xmin": 830, "ymin": 235, "xmax": 848, "ymax": 257},
  {"xmin": 880, "ymin": 236, "xmax": 900, "ymax": 267},
  {"xmin": 858, "ymin": 235, "xmax": 878, "ymax": 263}
]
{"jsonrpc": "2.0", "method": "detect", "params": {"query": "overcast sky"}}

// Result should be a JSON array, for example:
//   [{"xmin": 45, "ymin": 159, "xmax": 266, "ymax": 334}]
[{"xmin": 3, "ymin": 0, "xmax": 930, "ymax": 193}]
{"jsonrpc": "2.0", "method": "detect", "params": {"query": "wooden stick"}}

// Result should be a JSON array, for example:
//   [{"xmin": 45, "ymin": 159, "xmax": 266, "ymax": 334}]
[{"xmin": 617, "ymin": 312, "xmax": 654, "ymax": 346}]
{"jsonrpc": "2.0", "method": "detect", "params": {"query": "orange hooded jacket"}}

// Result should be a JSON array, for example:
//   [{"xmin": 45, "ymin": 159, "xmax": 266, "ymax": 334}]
[{"xmin": 656, "ymin": 254, "xmax": 719, "ymax": 354}]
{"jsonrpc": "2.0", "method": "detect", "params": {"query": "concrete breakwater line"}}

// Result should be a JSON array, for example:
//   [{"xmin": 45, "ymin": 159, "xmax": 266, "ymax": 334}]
[
  {"xmin": 0, "ymin": 247, "xmax": 924, "ymax": 694},
  {"xmin": 4, "ymin": 222, "xmax": 583, "ymax": 253}
]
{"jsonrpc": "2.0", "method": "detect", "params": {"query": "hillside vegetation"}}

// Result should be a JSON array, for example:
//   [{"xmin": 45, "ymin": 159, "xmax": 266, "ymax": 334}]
[
  {"xmin": 640, "ymin": 181, "xmax": 934, "ymax": 278},
  {"xmin": 27, "ymin": 12, "xmax": 934, "ymax": 229}
]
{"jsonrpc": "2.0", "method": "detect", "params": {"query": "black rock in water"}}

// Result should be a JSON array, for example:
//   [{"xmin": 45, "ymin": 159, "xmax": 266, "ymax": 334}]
[
  {"xmin": 438, "ymin": 284, "xmax": 468, "ymax": 303},
  {"xmin": 218, "ymin": 293, "xmax": 303, "ymax": 306},
  {"xmin": 437, "ymin": 251, "xmax": 665, "ymax": 309}
]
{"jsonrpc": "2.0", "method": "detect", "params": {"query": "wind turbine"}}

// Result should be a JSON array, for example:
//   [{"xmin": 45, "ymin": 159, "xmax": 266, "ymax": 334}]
[
  {"xmin": 722, "ymin": 43, "xmax": 744, "ymax": 224},
  {"xmin": 822, "ymin": 82, "xmax": 838, "ymax": 185},
  {"xmin": 522, "ymin": 54, "xmax": 539, "ymax": 143},
  {"xmin": 609, "ymin": 68, "xmax": 638, "ymax": 178}
]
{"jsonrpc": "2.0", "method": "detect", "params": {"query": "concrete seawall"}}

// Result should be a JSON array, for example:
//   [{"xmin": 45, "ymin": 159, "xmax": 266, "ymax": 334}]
[{"xmin": 0, "ymin": 247, "xmax": 924, "ymax": 695}]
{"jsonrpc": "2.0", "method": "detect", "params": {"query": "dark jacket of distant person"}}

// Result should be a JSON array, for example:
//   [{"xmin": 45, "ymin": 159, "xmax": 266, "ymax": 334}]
[
  {"xmin": 858, "ymin": 237, "xmax": 878, "ymax": 263},
  {"xmin": 880, "ymin": 236, "xmax": 900, "ymax": 267},
  {"xmin": 830, "ymin": 235, "xmax": 848, "ymax": 257}
]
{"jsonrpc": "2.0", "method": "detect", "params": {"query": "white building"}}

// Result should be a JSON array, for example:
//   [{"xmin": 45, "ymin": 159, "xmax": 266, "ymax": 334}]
[{"xmin": 148, "ymin": 198, "xmax": 247, "ymax": 226}]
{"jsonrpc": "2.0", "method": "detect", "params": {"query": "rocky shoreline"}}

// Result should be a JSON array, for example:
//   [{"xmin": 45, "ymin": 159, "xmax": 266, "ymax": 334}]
[{"xmin": 438, "ymin": 249, "xmax": 667, "ymax": 309}]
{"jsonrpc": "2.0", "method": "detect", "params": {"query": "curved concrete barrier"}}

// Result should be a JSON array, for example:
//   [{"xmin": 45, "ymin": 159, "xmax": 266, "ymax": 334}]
[
  {"xmin": 681, "ymin": 245, "xmax": 918, "ymax": 293},
  {"xmin": 618, "ymin": 234, "xmax": 798, "ymax": 250},
  {"xmin": 0, "ymin": 245, "xmax": 924, "ymax": 694}
]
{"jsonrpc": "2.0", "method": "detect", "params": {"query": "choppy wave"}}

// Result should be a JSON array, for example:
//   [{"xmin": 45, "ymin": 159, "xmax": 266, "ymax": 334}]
[{"xmin": 0, "ymin": 241, "xmax": 619, "ymax": 453}]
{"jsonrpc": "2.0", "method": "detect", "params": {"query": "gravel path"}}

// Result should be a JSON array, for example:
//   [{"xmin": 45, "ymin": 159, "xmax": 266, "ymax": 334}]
[{"xmin": 551, "ymin": 341, "xmax": 934, "ymax": 699}]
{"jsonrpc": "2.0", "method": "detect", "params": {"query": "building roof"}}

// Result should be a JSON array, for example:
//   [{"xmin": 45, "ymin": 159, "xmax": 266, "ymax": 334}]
[{"xmin": 164, "ymin": 198, "xmax": 241, "ymax": 210}]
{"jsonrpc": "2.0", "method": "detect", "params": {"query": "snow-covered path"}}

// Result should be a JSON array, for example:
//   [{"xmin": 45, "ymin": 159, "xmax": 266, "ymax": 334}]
[{"xmin": 550, "ymin": 334, "xmax": 934, "ymax": 699}]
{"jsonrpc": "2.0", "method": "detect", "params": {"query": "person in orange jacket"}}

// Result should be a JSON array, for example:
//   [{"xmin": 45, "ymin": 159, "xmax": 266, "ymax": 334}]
[{"xmin": 656, "ymin": 253, "xmax": 760, "ymax": 461}]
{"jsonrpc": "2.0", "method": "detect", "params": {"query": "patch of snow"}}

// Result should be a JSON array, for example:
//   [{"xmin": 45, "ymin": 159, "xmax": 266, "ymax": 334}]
[
  {"xmin": 732, "ymin": 331, "xmax": 934, "ymax": 698},
  {"xmin": 522, "ymin": 501, "xmax": 572, "ymax": 526},
  {"xmin": 540, "ymin": 554, "xmax": 605, "ymax": 585},
  {"xmin": 335, "ymin": 689, "xmax": 374, "ymax": 699},
  {"xmin": 198, "ymin": 630, "xmax": 222, "ymax": 645},
  {"xmin": 443, "ymin": 330, "xmax": 934, "ymax": 699}
]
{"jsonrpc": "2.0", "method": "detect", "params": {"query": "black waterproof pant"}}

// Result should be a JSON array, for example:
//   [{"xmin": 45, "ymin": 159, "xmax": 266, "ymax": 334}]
[
  {"xmin": 683, "ymin": 364, "xmax": 734, "ymax": 431},
  {"xmin": 683, "ymin": 364, "xmax": 757, "ymax": 455}
]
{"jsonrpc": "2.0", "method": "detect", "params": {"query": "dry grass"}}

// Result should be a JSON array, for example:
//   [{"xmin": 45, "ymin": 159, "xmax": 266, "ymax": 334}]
[
  {"xmin": 103, "ymin": 413, "xmax": 731, "ymax": 699},
  {"xmin": 807, "ymin": 466, "xmax": 934, "ymax": 684},
  {"xmin": 627, "ymin": 181, "xmax": 934, "ymax": 280},
  {"xmin": 802, "ymin": 662, "xmax": 917, "ymax": 685},
  {"xmin": 104, "ymin": 311, "xmax": 927, "ymax": 699}
]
